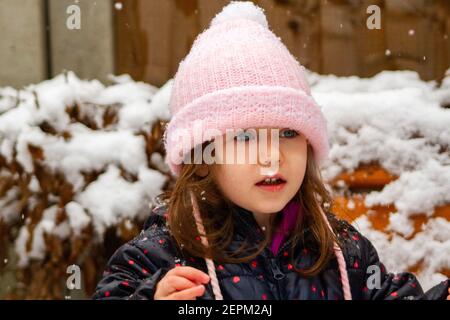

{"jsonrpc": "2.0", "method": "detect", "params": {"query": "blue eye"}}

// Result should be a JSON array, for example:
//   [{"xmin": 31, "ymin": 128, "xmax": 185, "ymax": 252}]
[
  {"xmin": 281, "ymin": 129, "xmax": 298, "ymax": 138},
  {"xmin": 234, "ymin": 131, "xmax": 255, "ymax": 142}
]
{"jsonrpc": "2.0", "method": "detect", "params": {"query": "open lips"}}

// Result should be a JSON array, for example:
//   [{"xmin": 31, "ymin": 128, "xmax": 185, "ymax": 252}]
[{"xmin": 255, "ymin": 174, "xmax": 287, "ymax": 192}]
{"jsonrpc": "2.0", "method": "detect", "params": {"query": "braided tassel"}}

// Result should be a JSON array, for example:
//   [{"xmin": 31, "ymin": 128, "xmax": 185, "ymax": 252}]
[
  {"xmin": 319, "ymin": 206, "xmax": 353, "ymax": 300},
  {"xmin": 189, "ymin": 190, "xmax": 223, "ymax": 300}
]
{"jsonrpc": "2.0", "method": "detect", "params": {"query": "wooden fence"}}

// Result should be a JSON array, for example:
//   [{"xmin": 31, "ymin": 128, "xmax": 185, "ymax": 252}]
[
  {"xmin": 115, "ymin": 0, "xmax": 450, "ymax": 87},
  {"xmin": 1, "ymin": 0, "xmax": 449, "ymax": 88}
]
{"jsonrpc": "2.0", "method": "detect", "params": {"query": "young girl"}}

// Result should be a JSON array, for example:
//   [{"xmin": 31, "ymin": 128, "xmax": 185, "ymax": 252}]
[{"xmin": 92, "ymin": 1, "xmax": 449, "ymax": 300}]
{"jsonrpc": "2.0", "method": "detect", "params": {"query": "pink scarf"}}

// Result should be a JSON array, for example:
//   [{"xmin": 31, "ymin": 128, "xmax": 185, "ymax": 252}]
[{"xmin": 269, "ymin": 200, "xmax": 302, "ymax": 255}]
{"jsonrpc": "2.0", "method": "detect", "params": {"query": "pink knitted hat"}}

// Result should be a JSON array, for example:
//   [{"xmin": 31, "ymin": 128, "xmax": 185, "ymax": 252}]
[
  {"xmin": 164, "ymin": 1, "xmax": 351, "ymax": 300},
  {"xmin": 163, "ymin": 1, "xmax": 330, "ymax": 176}
]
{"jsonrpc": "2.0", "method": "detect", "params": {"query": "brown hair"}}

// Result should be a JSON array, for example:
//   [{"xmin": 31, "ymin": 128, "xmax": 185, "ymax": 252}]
[{"xmin": 159, "ymin": 142, "xmax": 341, "ymax": 277}]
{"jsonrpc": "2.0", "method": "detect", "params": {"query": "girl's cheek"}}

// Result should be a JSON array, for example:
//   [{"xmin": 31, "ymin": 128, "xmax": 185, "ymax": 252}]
[
  {"xmin": 284, "ymin": 140, "xmax": 307, "ymax": 158},
  {"xmin": 214, "ymin": 168, "xmax": 235, "ymax": 192},
  {"xmin": 222, "ymin": 170, "xmax": 251, "ymax": 195}
]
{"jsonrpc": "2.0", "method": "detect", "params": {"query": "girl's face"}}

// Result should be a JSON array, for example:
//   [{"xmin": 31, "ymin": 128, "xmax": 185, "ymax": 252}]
[{"xmin": 209, "ymin": 127, "xmax": 308, "ymax": 227}]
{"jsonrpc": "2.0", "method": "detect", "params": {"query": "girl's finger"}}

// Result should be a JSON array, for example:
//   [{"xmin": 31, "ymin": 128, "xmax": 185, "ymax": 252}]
[
  {"xmin": 168, "ymin": 266, "xmax": 210, "ymax": 284},
  {"xmin": 164, "ymin": 275, "xmax": 199, "ymax": 292},
  {"xmin": 166, "ymin": 285, "xmax": 205, "ymax": 300}
]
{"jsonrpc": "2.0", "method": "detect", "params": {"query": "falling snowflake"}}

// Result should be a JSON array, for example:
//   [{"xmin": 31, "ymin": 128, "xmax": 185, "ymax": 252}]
[{"xmin": 347, "ymin": 199, "xmax": 355, "ymax": 210}]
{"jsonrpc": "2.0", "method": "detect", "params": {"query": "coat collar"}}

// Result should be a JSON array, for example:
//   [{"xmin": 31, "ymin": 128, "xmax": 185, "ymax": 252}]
[
  {"xmin": 230, "ymin": 204, "xmax": 266, "ymax": 243},
  {"xmin": 230, "ymin": 202, "xmax": 319, "ymax": 257}
]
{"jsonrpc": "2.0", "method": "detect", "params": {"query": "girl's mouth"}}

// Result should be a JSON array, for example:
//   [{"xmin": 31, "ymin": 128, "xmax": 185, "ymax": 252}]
[{"xmin": 255, "ymin": 175, "xmax": 287, "ymax": 192}]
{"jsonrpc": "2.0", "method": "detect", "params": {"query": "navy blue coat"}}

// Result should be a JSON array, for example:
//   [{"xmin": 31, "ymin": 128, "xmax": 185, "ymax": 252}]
[{"xmin": 92, "ymin": 203, "xmax": 449, "ymax": 300}]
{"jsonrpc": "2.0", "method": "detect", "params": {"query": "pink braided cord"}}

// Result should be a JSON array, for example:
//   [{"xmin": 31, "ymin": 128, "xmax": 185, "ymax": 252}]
[
  {"xmin": 319, "ymin": 206, "xmax": 353, "ymax": 300},
  {"xmin": 189, "ymin": 190, "xmax": 224, "ymax": 300}
]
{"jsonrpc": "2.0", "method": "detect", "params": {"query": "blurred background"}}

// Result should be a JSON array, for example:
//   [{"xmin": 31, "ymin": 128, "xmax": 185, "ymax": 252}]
[
  {"xmin": 0, "ymin": 0, "xmax": 449, "ymax": 299},
  {"xmin": 1, "ymin": 0, "xmax": 449, "ymax": 88}
]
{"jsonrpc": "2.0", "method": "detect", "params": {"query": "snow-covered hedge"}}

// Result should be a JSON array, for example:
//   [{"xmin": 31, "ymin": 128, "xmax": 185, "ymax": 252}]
[
  {"xmin": 309, "ymin": 70, "xmax": 450, "ymax": 290},
  {"xmin": 0, "ymin": 72, "xmax": 172, "ymax": 298}
]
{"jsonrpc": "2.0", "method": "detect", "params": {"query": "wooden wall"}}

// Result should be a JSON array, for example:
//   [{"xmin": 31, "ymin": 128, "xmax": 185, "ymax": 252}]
[
  {"xmin": 114, "ymin": 0, "xmax": 450, "ymax": 87},
  {"xmin": 1, "ymin": 0, "xmax": 448, "ymax": 88},
  {"xmin": 0, "ymin": 0, "xmax": 115, "ymax": 88},
  {"xmin": 48, "ymin": 0, "xmax": 115, "ymax": 83},
  {"xmin": 0, "ymin": 0, "xmax": 47, "ymax": 88}
]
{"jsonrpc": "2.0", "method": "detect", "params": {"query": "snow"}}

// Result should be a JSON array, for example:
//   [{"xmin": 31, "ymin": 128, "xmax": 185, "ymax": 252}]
[
  {"xmin": 0, "ymin": 72, "xmax": 170, "ymax": 265},
  {"xmin": 75, "ymin": 164, "xmax": 166, "ymax": 236},
  {"xmin": 65, "ymin": 201, "xmax": 91, "ymax": 236},
  {"xmin": 114, "ymin": 2, "xmax": 123, "ymax": 11},
  {"xmin": 16, "ymin": 127, "xmax": 150, "ymax": 191},
  {"xmin": 308, "ymin": 70, "xmax": 435, "ymax": 93},
  {"xmin": 307, "ymin": 69, "xmax": 450, "ymax": 290},
  {"xmin": 16, "ymin": 205, "xmax": 71, "ymax": 267},
  {"xmin": 311, "ymin": 70, "xmax": 450, "ymax": 218},
  {"xmin": 0, "ymin": 186, "xmax": 21, "ymax": 223},
  {"xmin": 365, "ymin": 160, "xmax": 450, "ymax": 218},
  {"xmin": 353, "ymin": 216, "xmax": 449, "ymax": 291}
]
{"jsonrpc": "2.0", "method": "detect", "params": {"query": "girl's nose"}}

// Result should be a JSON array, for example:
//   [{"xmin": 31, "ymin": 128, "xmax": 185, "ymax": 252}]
[
  {"xmin": 259, "ymin": 152, "xmax": 282, "ymax": 167},
  {"xmin": 258, "ymin": 135, "xmax": 283, "ymax": 168}
]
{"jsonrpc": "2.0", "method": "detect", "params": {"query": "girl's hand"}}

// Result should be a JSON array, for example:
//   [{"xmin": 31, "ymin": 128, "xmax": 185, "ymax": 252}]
[
  {"xmin": 154, "ymin": 266, "xmax": 210, "ymax": 300},
  {"xmin": 447, "ymin": 287, "xmax": 450, "ymax": 300}
]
